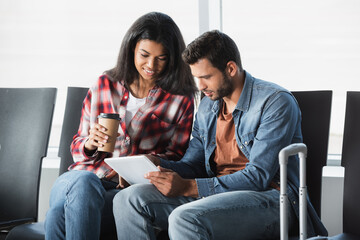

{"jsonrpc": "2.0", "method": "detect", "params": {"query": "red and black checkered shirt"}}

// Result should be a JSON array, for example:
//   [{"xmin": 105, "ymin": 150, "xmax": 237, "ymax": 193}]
[{"xmin": 69, "ymin": 75, "xmax": 194, "ymax": 178}]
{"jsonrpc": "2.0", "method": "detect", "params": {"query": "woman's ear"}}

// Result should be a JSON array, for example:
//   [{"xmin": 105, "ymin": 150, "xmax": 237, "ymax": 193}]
[{"xmin": 226, "ymin": 61, "xmax": 238, "ymax": 77}]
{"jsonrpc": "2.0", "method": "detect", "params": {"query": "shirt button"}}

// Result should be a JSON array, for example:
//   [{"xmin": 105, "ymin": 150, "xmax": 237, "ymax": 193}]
[
  {"xmin": 240, "ymin": 146, "xmax": 243, "ymax": 149},
  {"xmin": 124, "ymin": 95, "xmax": 128, "ymax": 99},
  {"xmin": 244, "ymin": 141, "xmax": 248, "ymax": 145}
]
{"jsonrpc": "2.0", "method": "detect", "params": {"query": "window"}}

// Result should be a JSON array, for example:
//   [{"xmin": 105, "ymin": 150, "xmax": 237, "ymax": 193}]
[
  {"xmin": 2, "ymin": 0, "xmax": 359, "ymax": 164},
  {"xmin": 223, "ymin": 0, "xmax": 360, "ymax": 160},
  {"xmin": 0, "ymin": 0, "xmax": 198, "ymax": 148}
]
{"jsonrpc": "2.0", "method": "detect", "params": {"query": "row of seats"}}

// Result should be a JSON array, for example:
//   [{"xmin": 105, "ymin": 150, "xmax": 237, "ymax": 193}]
[
  {"xmin": 0, "ymin": 87, "xmax": 89, "ymax": 240},
  {"xmin": 0, "ymin": 88, "xmax": 359, "ymax": 239}
]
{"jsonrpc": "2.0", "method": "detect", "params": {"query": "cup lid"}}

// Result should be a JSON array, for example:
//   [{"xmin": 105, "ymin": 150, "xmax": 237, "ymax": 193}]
[{"xmin": 98, "ymin": 113, "xmax": 121, "ymax": 120}]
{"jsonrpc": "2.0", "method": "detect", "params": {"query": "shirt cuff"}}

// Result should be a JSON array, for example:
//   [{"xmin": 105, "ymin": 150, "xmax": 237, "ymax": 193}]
[
  {"xmin": 195, "ymin": 178, "xmax": 215, "ymax": 198},
  {"xmin": 159, "ymin": 158, "xmax": 171, "ymax": 168},
  {"xmin": 80, "ymin": 138, "xmax": 98, "ymax": 160}
]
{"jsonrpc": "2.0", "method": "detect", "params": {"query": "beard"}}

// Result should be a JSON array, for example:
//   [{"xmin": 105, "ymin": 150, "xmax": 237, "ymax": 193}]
[{"xmin": 212, "ymin": 73, "xmax": 234, "ymax": 101}]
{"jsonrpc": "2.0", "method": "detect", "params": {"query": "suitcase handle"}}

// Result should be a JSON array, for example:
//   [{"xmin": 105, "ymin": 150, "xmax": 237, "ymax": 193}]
[{"xmin": 279, "ymin": 143, "xmax": 307, "ymax": 240}]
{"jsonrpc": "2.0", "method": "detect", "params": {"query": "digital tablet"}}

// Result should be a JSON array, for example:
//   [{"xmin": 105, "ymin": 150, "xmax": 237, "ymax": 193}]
[{"xmin": 104, "ymin": 155, "xmax": 159, "ymax": 185}]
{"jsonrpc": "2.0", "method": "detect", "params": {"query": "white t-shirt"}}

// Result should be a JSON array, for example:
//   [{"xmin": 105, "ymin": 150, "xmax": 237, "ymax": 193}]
[{"xmin": 125, "ymin": 91, "xmax": 146, "ymax": 127}]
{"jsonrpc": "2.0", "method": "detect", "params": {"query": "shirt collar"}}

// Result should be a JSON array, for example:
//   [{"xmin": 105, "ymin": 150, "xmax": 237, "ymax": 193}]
[{"xmin": 234, "ymin": 70, "xmax": 253, "ymax": 113}]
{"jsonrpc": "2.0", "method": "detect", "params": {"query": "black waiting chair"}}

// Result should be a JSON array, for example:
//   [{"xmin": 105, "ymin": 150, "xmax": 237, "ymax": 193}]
[
  {"xmin": 279, "ymin": 91, "xmax": 332, "ymax": 240},
  {"xmin": 5, "ymin": 87, "xmax": 88, "ymax": 240},
  {"xmin": 57, "ymin": 87, "xmax": 89, "ymax": 176},
  {"xmin": 291, "ymin": 91, "xmax": 332, "ymax": 218},
  {"xmin": 58, "ymin": 87, "xmax": 117, "ymax": 240},
  {"xmin": 307, "ymin": 91, "xmax": 360, "ymax": 240},
  {"xmin": 328, "ymin": 91, "xmax": 360, "ymax": 239},
  {"xmin": 0, "ymin": 88, "xmax": 57, "ymax": 234}
]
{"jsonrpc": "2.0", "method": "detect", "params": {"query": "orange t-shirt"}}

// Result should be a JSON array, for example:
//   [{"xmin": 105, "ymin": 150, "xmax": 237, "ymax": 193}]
[
  {"xmin": 213, "ymin": 102, "xmax": 280, "ymax": 190},
  {"xmin": 213, "ymin": 103, "xmax": 249, "ymax": 177}
]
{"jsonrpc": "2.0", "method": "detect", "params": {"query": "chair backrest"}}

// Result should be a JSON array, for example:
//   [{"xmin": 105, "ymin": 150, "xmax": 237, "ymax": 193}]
[
  {"xmin": 0, "ymin": 88, "xmax": 57, "ymax": 229},
  {"xmin": 58, "ymin": 87, "xmax": 89, "ymax": 175},
  {"xmin": 292, "ymin": 91, "xmax": 332, "ymax": 217},
  {"xmin": 341, "ymin": 91, "xmax": 360, "ymax": 236}
]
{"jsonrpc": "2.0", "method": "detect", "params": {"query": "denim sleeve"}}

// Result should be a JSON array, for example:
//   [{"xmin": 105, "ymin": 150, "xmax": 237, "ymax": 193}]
[
  {"xmin": 160, "ymin": 110, "xmax": 208, "ymax": 179},
  {"xmin": 195, "ymin": 92, "xmax": 302, "ymax": 197}
]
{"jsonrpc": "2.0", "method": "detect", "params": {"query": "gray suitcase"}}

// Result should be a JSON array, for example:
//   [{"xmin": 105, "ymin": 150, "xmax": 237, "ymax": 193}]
[{"xmin": 279, "ymin": 143, "xmax": 308, "ymax": 240}]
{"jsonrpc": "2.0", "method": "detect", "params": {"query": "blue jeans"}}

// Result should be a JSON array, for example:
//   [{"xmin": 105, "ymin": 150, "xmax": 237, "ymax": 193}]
[
  {"xmin": 113, "ymin": 184, "xmax": 297, "ymax": 240},
  {"xmin": 45, "ymin": 170, "xmax": 119, "ymax": 240}
]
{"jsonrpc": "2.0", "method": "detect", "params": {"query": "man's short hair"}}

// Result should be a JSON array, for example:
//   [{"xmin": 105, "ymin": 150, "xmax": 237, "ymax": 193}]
[{"xmin": 182, "ymin": 30, "xmax": 242, "ymax": 72}]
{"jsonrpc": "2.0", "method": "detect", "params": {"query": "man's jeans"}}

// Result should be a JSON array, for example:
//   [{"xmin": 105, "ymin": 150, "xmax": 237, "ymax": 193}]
[
  {"xmin": 113, "ymin": 184, "xmax": 297, "ymax": 240},
  {"xmin": 45, "ymin": 170, "xmax": 118, "ymax": 240}
]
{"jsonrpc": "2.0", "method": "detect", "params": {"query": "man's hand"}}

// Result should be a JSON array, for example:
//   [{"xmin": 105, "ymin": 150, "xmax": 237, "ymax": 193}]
[{"xmin": 145, "ymin": 166, "xmax": 198, "ymax": 198}]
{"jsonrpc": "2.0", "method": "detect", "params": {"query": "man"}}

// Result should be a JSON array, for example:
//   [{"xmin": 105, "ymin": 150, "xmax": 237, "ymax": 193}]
[{"xmin": 113, "ymin": 30, "xmax": 328, "ymax": 239}]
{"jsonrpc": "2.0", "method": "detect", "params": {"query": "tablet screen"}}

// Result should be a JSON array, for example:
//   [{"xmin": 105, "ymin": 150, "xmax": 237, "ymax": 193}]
[{"xmin": 104, "ymin": 155, "xmax": 159, "ymax": 185}]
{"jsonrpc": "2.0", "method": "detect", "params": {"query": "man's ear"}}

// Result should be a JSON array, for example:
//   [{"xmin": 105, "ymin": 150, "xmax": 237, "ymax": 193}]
[{"xmin": 226, "ymin": 61, "xmax": 238, "ymax": 77}]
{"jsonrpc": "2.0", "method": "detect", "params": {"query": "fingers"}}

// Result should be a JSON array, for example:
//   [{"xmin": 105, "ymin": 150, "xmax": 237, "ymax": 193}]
[
  {"xmin": 145, "ymin": 175, "xmax": 162, "ymax": 187},
  {"xmin": 90, "ymin": 123, "xmax": 109, "ymax": 144},
  {"xmin": 151, "ymin": 180, "xmax": 165, "ymax": 191},
  {"xmin": 145, "ymin": 171, "xmax": 176, "ymax": 187},
  {"xmin": 85, "ymin": 123, "xmax": 109, "ymax": 151},
  {"xmin": 119, "ymin": 176, "xmax": 130, "ymax": 188},
  {"xmin": 158, "ymin": 166, "xmax": 173, "ymax": 172},
  {"xmin": 115, "ymin": 176, "xmax": 130, "ymax": 189},
  {"xmin": 145, "ymin": 170, "xmax": 167, "ymax": 179},
  {"xmin": 105, "ymin": 170, "xmax": 117, "ymax": 179},
  {"xmin": 144, "ymin": 167, "xmax": 172, "ymax": 180},
  {"xmin": 147, "ymin": 171, "xmax": 186, "ymax": 197},
  {"xmin": 149, "ymin": 176, "xmax": 176, "ymax": 197}
]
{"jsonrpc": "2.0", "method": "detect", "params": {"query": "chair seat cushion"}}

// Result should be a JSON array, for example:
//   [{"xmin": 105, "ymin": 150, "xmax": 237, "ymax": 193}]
[
  {"xmin": 6, "ymin": 222, "xmax": 44, "ymax": 240},
  {"xmin": 307, "ymin": 233, "xmax": 360, "ymax": 240}
]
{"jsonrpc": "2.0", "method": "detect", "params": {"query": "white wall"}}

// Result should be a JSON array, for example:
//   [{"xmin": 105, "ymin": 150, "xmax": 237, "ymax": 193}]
[
  {"xmin": 0, "ymin": 0, "xmax": 199, "ymax": 147},
  {"xmin": 223, "ymin": 0, "xmax": 360, "ymax": 155},
  {"xmin": 2, "ymin": 0, "xmax": 360, "ymax": 154}
]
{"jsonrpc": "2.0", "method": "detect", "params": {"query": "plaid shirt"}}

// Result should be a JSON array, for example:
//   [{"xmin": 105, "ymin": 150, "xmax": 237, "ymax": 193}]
[{"xmin": 69, "ymin": 75, "xmax": 194, "ymax": 178}]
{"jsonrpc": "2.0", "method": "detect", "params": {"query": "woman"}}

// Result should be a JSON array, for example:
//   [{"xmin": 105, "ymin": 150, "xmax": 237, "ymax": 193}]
[{"xmin": 45, "ymin": 12, "xmax": 197, "ymax": 240}]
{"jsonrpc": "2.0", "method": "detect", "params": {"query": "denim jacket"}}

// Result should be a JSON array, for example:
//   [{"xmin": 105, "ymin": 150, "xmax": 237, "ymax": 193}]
[{"xmin": 160, "ymin": 71, "xmax": 327, "ymax": 237}]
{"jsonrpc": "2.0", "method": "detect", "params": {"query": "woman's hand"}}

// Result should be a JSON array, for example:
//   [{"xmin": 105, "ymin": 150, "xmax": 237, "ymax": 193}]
[
  {"xmin": 85, "ymin": 123, "xmax": 119, "ymax": 151},
  {"xmin": 117, "ymin": 176, "xmax": 130, "ymax": 189},
  {"xmin": 84, "ymin": 123, "xmax": 109, "ymax": 151},
  {"xmin": 105, "ymin": 170, "xmax": 130, "ymax": 189}
]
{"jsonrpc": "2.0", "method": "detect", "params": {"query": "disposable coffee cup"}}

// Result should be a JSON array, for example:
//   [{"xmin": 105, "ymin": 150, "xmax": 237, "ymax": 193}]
[{"xmin": 97, "ymin": 113, "xmax": 121, "ymax": 152}]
